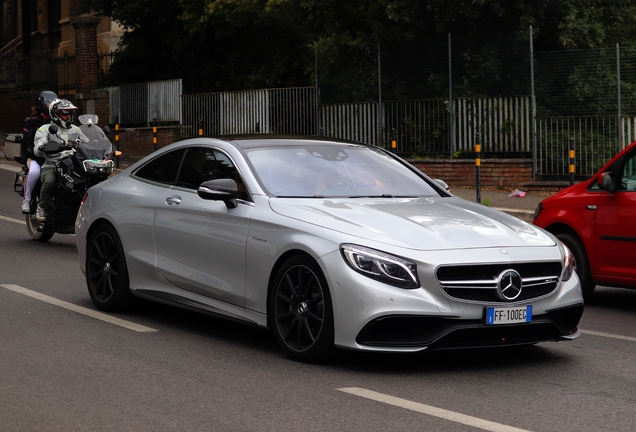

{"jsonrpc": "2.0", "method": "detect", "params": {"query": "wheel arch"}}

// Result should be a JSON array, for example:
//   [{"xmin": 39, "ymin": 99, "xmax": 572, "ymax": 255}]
[
  {"xmin": 265, "ymin": 249, "xmax": 322, "ymax": 330},
  {"xmin": 85, "ymin": 217, "xmax": 117, "ymax": 245}
]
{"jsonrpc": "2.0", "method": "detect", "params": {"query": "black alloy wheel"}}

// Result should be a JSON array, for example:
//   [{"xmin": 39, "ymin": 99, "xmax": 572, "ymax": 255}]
[
  {"xmin": 270, "ymin": 255, "xmax": 334, "ymax": 363},
  {"xmin": 86, "ymin": 223, "xmax": 133, "ymax": 312}
]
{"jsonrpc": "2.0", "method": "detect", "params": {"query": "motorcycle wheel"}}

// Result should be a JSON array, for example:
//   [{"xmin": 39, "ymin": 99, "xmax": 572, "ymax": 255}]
[
  {"xmin": 86, "ymin": 223, "xmax": 134, "ymax": 312},
  {"xmin": 25, "ymin": 200, "xmax": 54, "ymax": 242}
]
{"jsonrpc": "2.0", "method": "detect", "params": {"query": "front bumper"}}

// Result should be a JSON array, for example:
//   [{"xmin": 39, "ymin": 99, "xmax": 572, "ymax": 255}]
[
  {"xmin": 356, "ymin": 304, "xmax": 583, "ymax": 349},
  {"xmin": 320, "ymin": 246, "xmax": 584, "ymax": 352}
]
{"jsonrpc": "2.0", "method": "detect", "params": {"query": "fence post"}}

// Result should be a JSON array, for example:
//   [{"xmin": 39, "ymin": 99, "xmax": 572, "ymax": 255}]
[
  {"xmin": 198, "ymin": 119, "xmax": 203, "ymax": 137},
  {"xmin": 115, "ymin": 116, "xmax": 120, "ymax": 169},
  {"xmin": 153, "ymin": 118, "xmax": 157, "ymax": 152},
  {"xmin": 569, "ymin": 137, "xmax": 575, "ymax": 185},
  {"xmin": 475, "ymin": 132, "xmax": 481, "ymax": 204},
  {"xmin": 390, "ymin": 128, "xmax": 396, "ymax": 153}
]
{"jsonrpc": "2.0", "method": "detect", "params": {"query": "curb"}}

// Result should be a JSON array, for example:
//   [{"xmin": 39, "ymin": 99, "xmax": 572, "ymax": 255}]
[{"xmin": 492, "ymin": 207, "xmax": 535, "ymax": 222}]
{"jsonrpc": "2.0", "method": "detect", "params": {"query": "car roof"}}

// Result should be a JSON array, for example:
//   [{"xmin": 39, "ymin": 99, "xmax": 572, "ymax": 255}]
[{"xmin": 211, "ymin": 134, "xmax": 374, "ymax": 150}]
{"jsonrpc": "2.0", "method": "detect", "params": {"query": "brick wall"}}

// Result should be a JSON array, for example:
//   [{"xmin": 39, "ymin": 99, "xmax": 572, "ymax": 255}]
[
  {"xmin": 115, "ymin": 127, "xmax": 179, "ymax": 167},
  {"xmin": 409, "ymin": 158, "xmax": 534, "ymax": 189},
  {"xmin": 72, "ymin": 15, "xmax": 102, "ymax": 93}
]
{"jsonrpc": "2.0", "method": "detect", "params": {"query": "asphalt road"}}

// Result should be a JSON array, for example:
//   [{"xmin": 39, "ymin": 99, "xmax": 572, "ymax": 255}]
[{"xmin": 1, "ymin": 162, "xmax": 636, "ymax": 432}]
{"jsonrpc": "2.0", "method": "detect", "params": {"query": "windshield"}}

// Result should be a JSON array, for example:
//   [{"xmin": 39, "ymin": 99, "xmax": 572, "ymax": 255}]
[
  {"xmin": 245, "ymin": 143, "xmax": 440, "ymax": 198},
  {"xmin": 77, "ymin": 124, "xmax": 114, "ymax": 161}
]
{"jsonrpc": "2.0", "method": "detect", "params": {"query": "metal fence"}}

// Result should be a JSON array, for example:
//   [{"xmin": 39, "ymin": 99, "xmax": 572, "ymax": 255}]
[
  {"xmin": 536, "ymin": 116, "xmax": 636, "ymax": 177},
  {"xmin": 181, "ymin": 87, "xmax": 315, "ymax": 137},
  {"xmin": 96, "ymin": 79, "xmax": 182, "ymax": 126},
  {"xmin": 0, "ymin": 51, "xmax": 68, "ymax": 92}
]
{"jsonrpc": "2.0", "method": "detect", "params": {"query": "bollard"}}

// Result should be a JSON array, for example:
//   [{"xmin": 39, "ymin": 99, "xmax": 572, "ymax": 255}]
[
  {"xmin": 255, "ymin": 121, "xmax": 260, "ymax": 134},
  {"xmin": 475, "ymin": 132, "xmax": 481, "ymax": 204},
  {"xmin": 115, "ymin": 116, "xmax": 120, "ymax": 169},
  {"xmin": 153, "ymin": 118, "xmax": 157, "ymax": 152},
  {"xmin": 569, "ymin": 137, "xmax": 575, "ymax": 185},
  {"xmin": 198, "ymin": 119, "xmax": 203, "ymax": 137},
  {"xmin": 390, "ymin": 128, "xmax": 397, "ymax": 153}
]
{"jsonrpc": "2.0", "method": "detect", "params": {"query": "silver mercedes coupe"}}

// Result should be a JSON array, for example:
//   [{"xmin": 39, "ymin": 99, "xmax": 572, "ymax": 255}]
[{"xmin": 75, "ymin": 136, "xmax": 584, "ymax": 362}]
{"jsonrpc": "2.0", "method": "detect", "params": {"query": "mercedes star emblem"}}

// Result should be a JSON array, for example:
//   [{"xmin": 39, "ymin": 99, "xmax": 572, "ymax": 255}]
[{"xmin": 497, "ymin": 269, "xmax": 523, "ymax": 301}]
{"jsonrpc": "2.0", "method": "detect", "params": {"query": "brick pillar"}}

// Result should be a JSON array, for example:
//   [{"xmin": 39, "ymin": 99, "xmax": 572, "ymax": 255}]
[{"xmin": 71, "ymin": 14, "xmax": 102, "ymax": 93}]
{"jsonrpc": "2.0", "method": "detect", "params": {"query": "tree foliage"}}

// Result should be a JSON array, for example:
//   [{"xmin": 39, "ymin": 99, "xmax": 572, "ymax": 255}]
[{"xmin": 87, "ymin": 0, "xmax": 636, "ymax": 96}]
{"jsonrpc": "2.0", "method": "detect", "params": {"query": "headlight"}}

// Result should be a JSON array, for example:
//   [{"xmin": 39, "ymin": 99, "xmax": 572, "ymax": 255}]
[
  {"xmin": 83, "ymin": 159, "xmax": 114, "ymax": 175},
  {"xmin": 340, "ymin": 244, "xmax": 420, "ymax": 289},
  {"xmin": 561, "ymin": 242, "xmax": 575, "ymax": 282}
]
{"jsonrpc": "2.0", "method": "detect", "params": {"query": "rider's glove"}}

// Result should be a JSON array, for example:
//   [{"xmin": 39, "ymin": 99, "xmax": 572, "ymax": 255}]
[{"xmin": 60, "ymin": 149, "xmax": 75, "ymax": 158}]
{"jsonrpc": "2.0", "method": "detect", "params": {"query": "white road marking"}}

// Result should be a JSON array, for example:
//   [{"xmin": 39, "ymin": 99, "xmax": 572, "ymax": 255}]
[
  {"xmin": 1, "ymin": 284, "xmax": 157, "ymax": 333},
  {"xmin": 0, "ymin": 162, "xmax": 22, "ymax": 173},
  {"xmin": 580, "ymin": 329, "xmax": 636, "ymax": 342},
  {"xmin": 338, "ymin": 387, "xmax": 532, "ymax": 432},
  {"xmin": 0, "ymin": 215, "xmax": 24, "ymax": 224}
]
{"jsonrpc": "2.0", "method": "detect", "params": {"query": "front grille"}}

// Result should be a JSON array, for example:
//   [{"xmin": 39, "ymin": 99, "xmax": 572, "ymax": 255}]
[{"xmin": 436, "ymin": 262, "xmax": 562, "ymax": 303}]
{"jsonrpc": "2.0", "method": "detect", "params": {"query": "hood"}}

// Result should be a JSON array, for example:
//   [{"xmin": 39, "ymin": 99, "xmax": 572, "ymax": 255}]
[{"xmin": 270, "ymin": 196, "xmax": 555, "ymax": 251}]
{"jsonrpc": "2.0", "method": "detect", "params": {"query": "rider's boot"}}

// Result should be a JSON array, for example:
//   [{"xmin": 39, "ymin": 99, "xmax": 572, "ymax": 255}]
[{"xmin": 36, "ymin": 206, "xmax": 46, "ymax": 222}]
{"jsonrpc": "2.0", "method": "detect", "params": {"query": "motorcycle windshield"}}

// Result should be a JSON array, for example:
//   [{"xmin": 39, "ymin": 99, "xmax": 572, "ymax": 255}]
[{"xmin": 77, "ymin": 125, "xmax": 114, "ymax": 161}]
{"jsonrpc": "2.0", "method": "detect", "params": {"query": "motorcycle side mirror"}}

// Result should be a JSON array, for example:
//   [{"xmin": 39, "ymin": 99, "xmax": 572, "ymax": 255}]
[
  {"xmin": 103, "ymin": 126, "xmax": 111, "ymax": 135},
  {"xmin": 49, "ymin": 124, "xmax": 58, "ymax": 134}
]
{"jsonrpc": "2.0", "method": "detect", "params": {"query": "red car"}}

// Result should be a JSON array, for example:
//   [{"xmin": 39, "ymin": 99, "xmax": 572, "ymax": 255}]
[{"xmin": 533, "ymin": 140, "xmax": 636, "ymax": 300}]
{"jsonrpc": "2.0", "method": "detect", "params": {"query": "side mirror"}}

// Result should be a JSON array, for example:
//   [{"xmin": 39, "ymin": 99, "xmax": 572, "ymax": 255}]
[
  {"xmin": 599, "ymin": 172, "xmax": 616, "ymax": 191},
  {"xmin": 197, "ymin": 178, "xmax": 238, "ymax": 209},
  {"xmin": 103, "ymin": 126, "xmax": 111, "ymax": 135},
  {"xmin": 49, "ymin": 125, "xmax": 58, "ymax": 134},
  {"xmin": 434, "ymin": 178, "xmax": 450, "ymax": 191}
]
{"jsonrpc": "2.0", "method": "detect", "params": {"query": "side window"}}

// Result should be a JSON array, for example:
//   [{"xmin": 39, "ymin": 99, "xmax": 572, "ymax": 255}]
[
  {"xmin": 620, "ymin": 153, "xmax": 636, "ymax": 191},
  {"xmin": 174, "ymin": 147, "xmax": 249, "ymax": 200},
  {"xmin": 175, "ymin": 148, "xmax": 217, "ymax": 189},
  {"xmin": 134, "ymin": 149, "xmax": 186, "ymax": 185},
  {"xmin": 215, "ymin": 151, "xmax": 249, "ymax": 200}
]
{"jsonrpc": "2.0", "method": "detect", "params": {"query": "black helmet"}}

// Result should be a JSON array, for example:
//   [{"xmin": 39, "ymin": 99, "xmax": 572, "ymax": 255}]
[
  {"xmin": 49, "ymin": 98, "xmax": 78, "ymax": 129},
  {"xmin": 35, "ymin": 90, "xmax": 58, "ymax": 116}
]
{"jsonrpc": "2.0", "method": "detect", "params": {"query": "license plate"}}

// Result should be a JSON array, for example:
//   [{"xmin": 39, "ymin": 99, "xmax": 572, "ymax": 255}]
[{"xmin": 486, "ymin": 305, "xmax": 532, "ymax": 325}]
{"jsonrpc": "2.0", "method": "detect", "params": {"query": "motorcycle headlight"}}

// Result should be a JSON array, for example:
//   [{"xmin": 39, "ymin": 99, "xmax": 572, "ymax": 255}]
[
  {"xmin": 83, "ymin": 159, "xmax": 114, "ymax": 174},
  {"xmin": 340, "ymin": 244, "xmax": 420, "ymax": 289},
  {"xmin": 561, "ymin": 242, "xmax": 575, "ymax": 282}
]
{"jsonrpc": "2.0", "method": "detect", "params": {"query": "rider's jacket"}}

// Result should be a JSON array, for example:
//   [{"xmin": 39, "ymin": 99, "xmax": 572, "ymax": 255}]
[
  {"xmin": 21, "ymin": 114, "xmax": 49, "ymax": 165},
  {"xmin": 34, "ymin": 123, "xmax": 89, "ymax": 167}
]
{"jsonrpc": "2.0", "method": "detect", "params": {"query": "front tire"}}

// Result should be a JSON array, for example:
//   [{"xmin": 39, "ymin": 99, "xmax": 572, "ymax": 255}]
[
  {"xmin": 86, "ymin": 223, "xmax": 134, "ymax": 312},
  {"xmin": 557, "ymin": 232, "xmax": 595, "ymax": 300},
  {"xmin": 269, "ymin": 255, "xmax": 335, "ymax": 363},
  {"xmin": 25, "ymin": 198, "xmax": 54, "ymax": 242}
]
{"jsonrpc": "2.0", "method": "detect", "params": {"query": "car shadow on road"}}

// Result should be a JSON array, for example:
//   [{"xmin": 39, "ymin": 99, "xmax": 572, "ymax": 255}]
[
  {"xmin": 109, "ymin": 297, "xmax": 578, "ymax": 372},
  {"xmin": 329, "ymin": 343, "xmax": 573, "ymax": 374},
  {"xmin": 584, "ymin": 286, "xmax": 636, "ymax": 312}
]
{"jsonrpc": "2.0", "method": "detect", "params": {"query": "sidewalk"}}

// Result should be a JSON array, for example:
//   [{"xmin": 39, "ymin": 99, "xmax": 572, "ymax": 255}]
[{"xmin": 449, "ymin": 186, "xmax": 551, "ymax": 222}]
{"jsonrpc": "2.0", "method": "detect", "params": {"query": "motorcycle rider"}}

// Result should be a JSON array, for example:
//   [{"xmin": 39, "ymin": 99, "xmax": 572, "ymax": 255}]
[
  {"xmin": 33, "ymin": 98, "xmax": 88, "ymax": 222},
  {"xmin": 20, "ymin": 90, "xmax": 58, "ymax": 213}
]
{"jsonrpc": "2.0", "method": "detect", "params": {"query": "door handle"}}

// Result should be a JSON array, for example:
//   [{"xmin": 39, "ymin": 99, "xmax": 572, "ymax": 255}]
[{"xmin": 165, "ymin": 195, "xmax": 182, "ymax": 205}]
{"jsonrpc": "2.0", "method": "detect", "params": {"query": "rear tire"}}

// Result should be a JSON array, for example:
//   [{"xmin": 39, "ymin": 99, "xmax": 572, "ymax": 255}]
[
  {"xmin": 25, "ymin": 198, "xmax": 54, "ymax": 242},
  {"xmin": 269, "ymin": 255, "xmax": 335, "ymax": 363},
  {"xmin": 86, "ymin": 223, "xmax": 134, "ymax": 312},
  {"xmin": 556, "ymin": 232, "xmax": 595, "ymax": 300}
]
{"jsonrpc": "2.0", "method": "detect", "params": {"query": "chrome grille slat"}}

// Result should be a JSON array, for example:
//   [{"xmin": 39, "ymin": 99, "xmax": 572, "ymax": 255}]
[{"xmin": 436, "ymin": 262, "xmax": 562, "ymax": 303}]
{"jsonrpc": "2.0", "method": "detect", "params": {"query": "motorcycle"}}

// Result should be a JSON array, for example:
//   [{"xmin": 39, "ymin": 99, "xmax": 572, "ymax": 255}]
[{"xmin": 14, "ymin": 114, "xmax": 120, "ymax": 242}]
